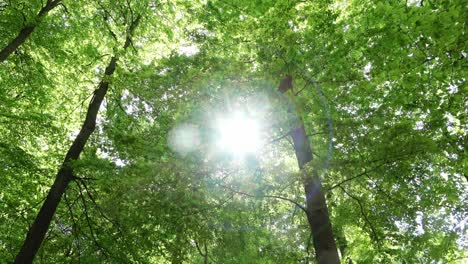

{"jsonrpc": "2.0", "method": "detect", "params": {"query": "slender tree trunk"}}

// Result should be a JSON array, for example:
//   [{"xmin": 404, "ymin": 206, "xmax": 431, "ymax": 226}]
[
  {"xmin": 14, "ymin": 55, "xmax": 117, "ymax": 264},
  {"xmin": 14, "ymin": 14, "xmax": 140, "ymax": 263},
  {"xmin": 0, "ymin": 0, "xmax": 61, "ymax": 63},
  {"xmin": 204, "ymin": 243, "xmax": 208, "ymax": 264},
  {"xmin": 335, "ymin": 226, "xmax": 352, "ymax": 264},
  {"xmin": 195, "ymin": 240, "xmax": 209, "ymax": 264},
  {"xmin": 278, "ymin": 77, "xmax": 340, "ymax": 264}
]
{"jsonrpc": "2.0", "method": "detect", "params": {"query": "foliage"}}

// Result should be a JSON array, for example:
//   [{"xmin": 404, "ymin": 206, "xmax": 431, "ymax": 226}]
[{"xmin": 0, "ymin": 0, "xmax": 466, "ymax": 263}]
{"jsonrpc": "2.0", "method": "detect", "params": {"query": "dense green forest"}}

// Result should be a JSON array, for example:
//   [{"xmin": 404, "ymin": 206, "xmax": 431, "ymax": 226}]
[{"xmin": 0, "ymin": 0, "xmax": 466, "ymax": 263}]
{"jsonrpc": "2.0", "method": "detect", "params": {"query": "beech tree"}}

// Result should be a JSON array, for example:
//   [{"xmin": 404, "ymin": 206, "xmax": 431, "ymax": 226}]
[{"xmin": 0, "ymin": 0, "xmax": 466, "ymax": 263}]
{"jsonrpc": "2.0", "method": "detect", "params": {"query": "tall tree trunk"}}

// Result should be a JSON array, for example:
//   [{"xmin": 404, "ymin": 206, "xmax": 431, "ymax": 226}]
[
  {"xmin": 204, "ymin": 243, "xmax": 208, "ymax": 264},
  {"xmin": 14, "ymin": 14, "xmax": 140, "ymax": 263},
  {"xmin": 14, "ymin": 55, "xmax": 117, "ymax": 264},
  {"xmin": 335, "ymin": 226, "xmax": 352, "ymax": 264},
  {"xmin": 0, "ymin": 0, "xmax": 61, "ymax": 63},
  {"xmin": 278, "ymin": 77, "xmax": 340, "ymax": 264}
]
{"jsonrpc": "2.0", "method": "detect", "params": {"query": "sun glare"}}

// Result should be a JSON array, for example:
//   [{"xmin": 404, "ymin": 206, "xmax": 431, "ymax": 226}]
[{"xmin": 216, "ymin": 112, "xmax": 261, "ymax": 156}]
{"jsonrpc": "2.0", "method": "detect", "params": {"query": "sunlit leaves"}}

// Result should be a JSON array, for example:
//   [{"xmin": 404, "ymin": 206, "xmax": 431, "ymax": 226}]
[{"xmin": 1, "ymin": 0, "xmax": 466, "ymax": 262}]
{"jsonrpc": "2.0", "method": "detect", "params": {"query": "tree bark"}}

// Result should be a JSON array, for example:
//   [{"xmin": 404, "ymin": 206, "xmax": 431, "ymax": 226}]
[
  {"xmin": 14, "ymin": 13, "xmax": 140, "ymax": 262},
  {"xmin": 278, "ymin": 77, "xmax": 340, "ymax": 264},
  {"xmin": 336, "ymin": 226, "xmax": 352, "ymax": 264},
  {"xmin": 0, "ymin": 0, "xmax": 61, "ymax": 63},
  {"xmin": 14, "ymin": 55, "xmax": 117, "ymax": 264}
]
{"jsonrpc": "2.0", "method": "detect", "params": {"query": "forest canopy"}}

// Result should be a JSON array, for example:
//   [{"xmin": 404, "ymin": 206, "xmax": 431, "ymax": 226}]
[{"xmin": 0, "ymin": 0, "xmax": 466, "ymax": 263}]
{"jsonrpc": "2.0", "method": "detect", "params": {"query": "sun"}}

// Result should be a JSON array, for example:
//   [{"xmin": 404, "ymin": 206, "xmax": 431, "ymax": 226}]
[{"xmin": 216, "ymin": 112, "xmax": 261, "ymax": 156}]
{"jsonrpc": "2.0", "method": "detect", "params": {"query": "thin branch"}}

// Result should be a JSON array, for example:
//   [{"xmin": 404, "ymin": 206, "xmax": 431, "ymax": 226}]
[
  {"xmin": 58, "ymin": 2, "xmax": 69, "ymax": 14},
  {"xmin": 76, "ymin": 181, "xmax": 109, "ymax": 259},
  {"xmin": 194, "ymin": 240, "xmax": 205, "ymax": 257},
  {"xmin": 98, "ymin": 4, "xmax": 118, "ymax": 41},
  {"xmin": 294, "ymin": 82, "xmax": 308, "ymax": 96},
  {"xmin": 179, "ymin": 192, "xmax": 234, "ymax": 219},
  {"xmin": 328, "ymin": 150, "xmax": 423, "ymax": 191},
  {"xmin": 268, "ymin": 131, "xmax": 291, "ymax": 145},
  {"xmin": 362, "ymin": 174, "xmax": 408, "ymax": 210},
  {"xmin": 126, "ymin": 0, "xmax": 134, "ymax": 22},
  {"xmin": 14, "ymin": 195, "xmax": 47, "ymax": 218},
  {"xmin": 63, "ymin": 192, "xmax": 81, "ymax": 262},
  {"xmin": 74, "ymin": 176, "xmax": 97, "ymax": 181},
  {"xmin": 77, "ymin": 178, "xmax": 123, "ymax": 234},
  {"xmin": 221, "ymin": 184, "xmax": 307, "ymax": 213},
  {"xmin": 339, "ymin": 186, "xmax": 380, "ymax": 244},
  {"xmin": 328, "ymin": 163, "xmax": 386, "ymax": 191},
  {"xmin": 125, "ymin": 14, "xmax": 141, "ymax": 47},
  {"xmin": 65, "ymin": 92, "xmax": 95, "ymax": 120}
]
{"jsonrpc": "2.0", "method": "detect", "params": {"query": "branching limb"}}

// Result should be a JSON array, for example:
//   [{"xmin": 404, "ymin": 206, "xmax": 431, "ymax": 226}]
[
  {"xmin": 194, "ymin": 240, "xmax": 209, "ymax": 264},
  {"xmin": 76, "ymin": 178, "xmax": 123, "ymax": 234},
  {"xmin": 328, "ymin": 151, "xmax": 419, "ymax": 191},
  {"xmin": 63, "ymin": 192, "xmax": 81, "ymax": 261},
  {"xmin": 194, "ymin": 240, "xmax": 205, "ymax": 257},
  {"xmin": 97, "ymin": 3, "xmax": 118, "ymax": 41},
  {"xmin": 180, "ymin": 192, "xmax": 234, "ymax": 218},
  {"xmin": 328, "ymin": 163, "xmax": 386, "ymax": 191},
  {"xmin": 57, "ymin": 2, "xmax": 69, "ymax": 14},
  {"xmin": 339, "ymin": 186, "xmax": 380, "ymax": 244},
  {"xmin": 294, "ymin": 82, "xmax": 308, "ymax": 96},
  {"xmin": 268, "ymin": 131, "xmax": 291, "ymax": 144},
  {"xmin": 76, "ymin": 181, "xmax": 110, "ymax": 259},
  {"xmin": 221, "ymin": 184, "xmax": 307, "ymax": 214},
  {"xmin": 74, "ymin": 176, "xmax": 97, "ymax": 181}
]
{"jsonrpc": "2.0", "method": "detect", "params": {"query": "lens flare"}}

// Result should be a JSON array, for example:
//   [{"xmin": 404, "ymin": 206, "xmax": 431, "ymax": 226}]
[
  {"xmin": 216, "ymin": 112, "xmax": 261, "ymax": 156},
  {"xmin": 168, "ymin": 123, "xmax": 200, "ymax": 155}
]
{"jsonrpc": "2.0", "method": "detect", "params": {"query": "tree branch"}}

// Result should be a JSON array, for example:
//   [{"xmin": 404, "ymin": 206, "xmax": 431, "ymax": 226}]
[
  {"xmin": 221, "ymin": 184, "xmax": 307, "ymax": 213},
  {"xmin": 63, "ymin": 192, "xmax": 81, "ymax": 261},
  {"xmin": 328, "ymin": 163, "xmax": 386, "ymax": 191},
  {"xmin": 76, "ymin": 181, "xmax": 109, "ymax": 259},
  {"xmin": 339, "ymin": 186, "xmax": 380, "ymax": 244},
  {"xmin": 77, "ymin": 178, "xmax": 123, "ymax": 234},
  {"xmin": 194, "ymin": 240, "xmax": 205, "ymax": 257}
]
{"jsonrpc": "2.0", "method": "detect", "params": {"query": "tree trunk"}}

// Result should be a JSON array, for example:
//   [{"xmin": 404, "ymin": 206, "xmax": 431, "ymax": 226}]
[
  {"xmin": 335, "ymin": 226, "xmax": 352, "ymax": 264},
  {"xmin": 278, "ymin": 77, "xmax": 340, "ymax": 264},
  {"xmin": 14, "ymin": 12, "xmax": 140, "ymax": 262},
  {"xmin": 14, "ymin": 55, "xmax": 117, "ymax": 263},
  {"xmin": 204, "ymin": 243, "xmax": 208, "ymax": 264},
  {"xmin": 0, "ymin": 0, "xmax": 61, "ymax": 63}
]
